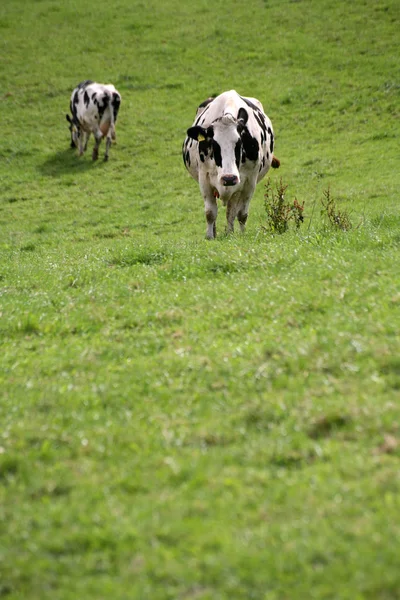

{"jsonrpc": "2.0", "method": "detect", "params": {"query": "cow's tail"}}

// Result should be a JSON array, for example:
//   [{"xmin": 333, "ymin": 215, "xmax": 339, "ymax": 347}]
[
  {"xmin": 271, "ymin": 155, "xmax": 280, "ymax": 169},
  {"xmin": 108, "ymin": 92, "xmax": 115, "ymax": 129}
]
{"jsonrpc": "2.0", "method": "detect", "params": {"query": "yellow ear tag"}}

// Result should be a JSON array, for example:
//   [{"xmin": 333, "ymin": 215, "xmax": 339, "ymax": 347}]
[{"xmin": 198, "ymin": 134, "xmax": 206, "ymax": 142}]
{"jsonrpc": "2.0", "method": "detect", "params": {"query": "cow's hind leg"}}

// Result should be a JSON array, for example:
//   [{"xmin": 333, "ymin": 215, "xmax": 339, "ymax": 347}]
[
  {"xmin": 92, "ymin": 133, "xmax": 102, "ymax": 161},
  {"xmin": 104, "ymin": 131, "xmax": 113, "ymax": 161}
]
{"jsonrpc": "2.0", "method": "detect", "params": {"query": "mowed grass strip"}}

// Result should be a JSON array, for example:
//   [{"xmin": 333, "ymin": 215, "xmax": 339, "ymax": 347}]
[{"xmin": 1, "ymin": 0, "xmax": 400, "ymax": 598}]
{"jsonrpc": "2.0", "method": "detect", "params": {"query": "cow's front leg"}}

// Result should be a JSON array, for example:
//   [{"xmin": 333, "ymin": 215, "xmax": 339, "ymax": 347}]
[
  {"xmin": 199, "ymin": 178, "xmax": 217, "ymax": 239},
  {"xmin": 204, "ymin": 195, "xmax": 218, "ymax": 239},
  {"xmin": 226, "ymin": 199, "xmax": 237, "ymax": 234},
  {"xmin": 237, "ymin": 184, "xmax": 256, "ymax": 233},
  {"xmin": 237, "ymin": 208, "xmax": 248, "ymax": 232}
]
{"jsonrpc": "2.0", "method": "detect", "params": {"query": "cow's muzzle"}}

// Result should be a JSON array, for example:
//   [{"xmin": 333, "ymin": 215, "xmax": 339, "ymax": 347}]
[{"xmin": 222, "ymin": 175, "xmax": 239, "ymax": 187}]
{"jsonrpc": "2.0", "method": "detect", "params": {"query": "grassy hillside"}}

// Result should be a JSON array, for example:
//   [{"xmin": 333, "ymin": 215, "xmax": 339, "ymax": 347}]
[{"xmin": 1, "ymin": 0, "xmax": 399, "ymax": 598}]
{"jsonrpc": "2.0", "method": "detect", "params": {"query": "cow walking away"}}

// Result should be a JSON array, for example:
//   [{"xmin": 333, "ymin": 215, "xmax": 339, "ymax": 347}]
[
  {"xmin": 183, "ymin": 90, "xmax": 280, "ymax": 238},
  {"xmin": 66, "ymin": 80, "xmax": 121, "ymax": 161}
]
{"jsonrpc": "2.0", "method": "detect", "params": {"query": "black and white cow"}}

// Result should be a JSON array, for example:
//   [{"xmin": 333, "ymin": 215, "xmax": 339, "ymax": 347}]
[
  {"xmin": 66, "ymin": 80, "xmax": 121, "ymax": 161},
  {"xmin": 183, "ymin": 90, "xmax": 280, "ymax": 238}
]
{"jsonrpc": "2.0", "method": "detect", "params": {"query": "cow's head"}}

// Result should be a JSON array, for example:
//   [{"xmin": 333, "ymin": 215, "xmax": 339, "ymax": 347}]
[
  {"xmin": 66, "ymin": 114, "xmax": 79, "ymax": 148},
  {"xmin": 187, "ymin": 108, "xmax": 259, "ymax": 195}
]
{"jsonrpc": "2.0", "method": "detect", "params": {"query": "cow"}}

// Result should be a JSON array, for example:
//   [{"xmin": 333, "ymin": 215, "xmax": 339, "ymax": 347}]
[
  {"xmin": 182, "ymin": 90, "xmax": 280, "ymax": 238},
  {"xmin": 66, "ymin": 80, "xmax": 121, "ymax": 161}
]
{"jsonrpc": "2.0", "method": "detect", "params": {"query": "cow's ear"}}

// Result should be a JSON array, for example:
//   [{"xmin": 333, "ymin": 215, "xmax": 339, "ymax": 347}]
[
  {"xmin": 187, "ymin": 126, "xmax": 210, "ymax": 142},
  {"xmin": 237, "ymin": 107, "xmax": 249, "ymax": 125}
]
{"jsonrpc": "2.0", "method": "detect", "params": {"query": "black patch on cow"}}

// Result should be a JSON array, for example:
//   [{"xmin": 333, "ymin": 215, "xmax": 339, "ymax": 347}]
[
  {"xmin": 237, "ymin": 107, "xmax": 249, "ymax": 125},
  {"xmin": 198, "ymin": 97, "xmax": 215, "ymax": 111},
  {"xmin": 254, "ymin": 111, "xmax": 267, "ymax": 138},
  {"xmin": 241, "ymin": 129, "xmax": 259, "ymax": 161},
  {"xmin": 68, "ymin": 81, "xmax": 95, "ymax": 146},
  {"xmin": 112, "ymin": 92, "xmax": 121, "ymax": 122},
  {"xmin": 240, "ymin": 96, "xmax": 259, "ymax": 112},
  {"xmin": 240, "ymin": 97, "xmax": 269, "ymax": 147},
  {"xmin": 69, "ymin": 91, "xmax": 81, "ymax": 129},
  {"xmin": 212, "ymin": 140, "xmax": 222, "ymax": 167},
  {"xmin": 187, "ymin": 125, "xmax": 214, "ymax": 143},
  {"xmin": 267, "ymin": 128, "xmax": 274, "ymax": 153},
  {"xmin": 77, "ymin": 80, "xmax": 93, "ymax": 90},
  {"xmin": 235, "ymin": 139, "xmax": 242, "ymax": 169},
  {"xmin": 194, "ymin": 106, "xmax": 210, "ymax": 127},
  {"xmin": 92, "ymin": 92, "xmax": 97, "ymax": 101},
  {"xmin": 188, "ymin": 125, "xmax": 205, "ymax": 141},
  {"xmin": 198, "ymin": 139, "xmax": 210, "ymax": 163},
  {"xmin": 241, "ymin": 102, "xmax": 274, "ymax": 161},
  {"xmin": 71, "ymin": 91, "xmax": 80, "ymax": 121},
  {"xmin": 185, "ymin": 150, "xmax": 190, "ymax": 166},
  {"xmin": 97, "ymin": 93, "xmax": 109, "ymax": 119},
  {"xmin": 83, "ymin": 90, "xmax": 90, "ymax": 108}
]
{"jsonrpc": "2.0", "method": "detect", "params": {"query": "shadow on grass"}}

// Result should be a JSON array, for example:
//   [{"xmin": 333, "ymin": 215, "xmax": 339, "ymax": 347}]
[{"xmin": 38, "ymin": 148, "xmax": 101, "ymax": 177}]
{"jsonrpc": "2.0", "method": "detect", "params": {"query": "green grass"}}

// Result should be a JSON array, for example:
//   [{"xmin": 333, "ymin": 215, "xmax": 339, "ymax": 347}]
[{"xmin": 1, "ymin": 0, "xmax": 400, "ymax": 598}]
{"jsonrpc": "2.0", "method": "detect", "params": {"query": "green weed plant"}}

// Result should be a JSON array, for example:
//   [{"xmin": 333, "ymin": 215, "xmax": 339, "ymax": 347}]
[
  {"xmin": 263, "ymin": 178, "xmax": 305, "ymax": 233},
  {"xmin": 320, "ymin": 187, "xmax": 353, "ymax": 231}
]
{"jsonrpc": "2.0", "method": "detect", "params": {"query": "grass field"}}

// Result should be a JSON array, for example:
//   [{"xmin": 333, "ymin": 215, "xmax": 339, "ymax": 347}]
[{"xmin": 1, "ymin": 0, "xmax": 400, "ymax": 598}]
